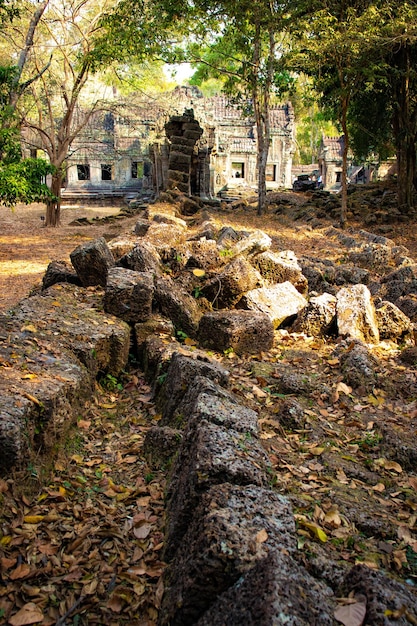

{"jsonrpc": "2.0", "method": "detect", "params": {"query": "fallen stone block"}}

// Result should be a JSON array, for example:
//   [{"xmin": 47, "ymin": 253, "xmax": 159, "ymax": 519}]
[
  {"xmin": 336, "ymin": 284, "xmax": 380, "ymax": 344},
  {"xmin": 238, "ymin": 282, "xmax": 307, "ymax": 328},
  {"xmin": 133, "ymin": 218, "xmax": 151, "ymax": 236},
  {"xmin": 252, "ymin": 249, "xmax": 308, "ymax": 294},
  {"xmin": 142, "ymin": 425, "xmax": 182, "ymax": 469},
  {"xmin": 231, "ymin": 229, "xmax": 272, "ymax": 257},
  {"xmin": 0, "ymin": 322, "xmax": 92, "ymax": 474},
  {"xmin": 185, "ymin": 240, "xmax": 221, "ymax": 270},
  {"xmin": 104, "ymin": 267, "xmax": 154, "ymax": 323},
  {"xmin": 134, "ymin": 316, "xmax": 175, "ymax": 362},
  {"xmin": 338, "ymin": 340, "xmax": 377, "ymax": 391},
  {"xmin": 160, "ymin": 483, "xmax": 297, "ymax": 626},
  {"xmin": 8, "ymin": 283, "xmax": 130, "ymax": 377},
  {"xmin": 42, "ymin": 260, "xmax": 81, "ymax": 290},
  {"xmin": 196, "ymin": 549, "xmax": 336, "ymax": 626},
  {"xmin": 164, "ymin": 419, "xmax": 270, "ymax": 560},
  {"xmin": 70, "ymin": 236, "xmax": 115, "ymax": 286},
  {"xmin": 154, "ymin": 277, "xmax": 203, "ymax": 337},
  {"xmin": 381, "ymin": 264, "xmax": 417, "ymax": 302},
  {"xmin": 201, "ymin": 257, "xmax": 263, "ymax": 308},
  {"xmin": 152, "ymin": 212, "xmax": 187, "ymax": 229},
  {"xmin": 117, "ymin": 240, "xmax": 162, "ymax": 275},
  {"xmin": 145, "ymin": 222, "xmax": 187, "ymax": 246},
  {"xmin": 158, "ymin": 353, "xmax": 230, "ymax": 423},
  {"xmin": 338, "ymin": 563, "xmax": 417, "ymax": 625},
  {"xmin": 169, "ymin": 375, "xmax": 258, "ymax": 435},
  {"xmin": 108, "ymin": 235, "xmax": 140, "ymax": 260},
  {"xmin": 375, "ymin": 300, "xmax": 413, "ymax": 342},
  {"xmin": 198, "ymin": 310, "xmax": 274, "ymax": 355},
  {"xmin": 142, "ymin": 335, "xmax": 179, "ymax": 385},
  {"xmin": 292, "ymin": 292, "xmax": 337, "ymax": 336}
]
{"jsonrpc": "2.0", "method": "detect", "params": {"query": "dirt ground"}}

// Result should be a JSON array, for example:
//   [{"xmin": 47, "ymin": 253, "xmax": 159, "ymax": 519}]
[{"xmin": 0, "ymin": 202, "xmax": 140, "ymax": 314}]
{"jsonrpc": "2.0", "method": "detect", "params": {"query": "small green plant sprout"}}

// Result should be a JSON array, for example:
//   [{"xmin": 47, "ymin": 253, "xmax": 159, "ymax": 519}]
[
  {"xmin": 176, "ymin": 329, "xmax": 189, "ymax": 342},
  {"xmin": 192, "ymin": 285, "xmax": 203, "ymax": 298},
  {"xmin": 219, "ymin": 247, "xmax": 233, "ymax": 258},
  {"xmin": 99, "ymin": 373, "xmax": 123, "ymax": 392}
]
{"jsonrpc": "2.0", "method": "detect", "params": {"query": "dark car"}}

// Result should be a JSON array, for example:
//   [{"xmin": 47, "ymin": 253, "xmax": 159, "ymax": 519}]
[{"xmin": 292, "ymin": 174, "xmax": 318, "ymax": 191}]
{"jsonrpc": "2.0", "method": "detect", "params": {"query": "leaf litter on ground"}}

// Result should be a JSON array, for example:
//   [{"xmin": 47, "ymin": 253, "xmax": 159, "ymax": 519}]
[{"xmin": 0, "ymin": 370, "xmax": 165, "ymax": 626}]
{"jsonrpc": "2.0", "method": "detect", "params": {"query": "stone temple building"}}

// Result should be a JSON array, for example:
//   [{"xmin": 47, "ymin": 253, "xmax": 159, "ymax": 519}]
[{"xmin": 54, "ymin": 86, "xmax": 296, "ymax": 201}]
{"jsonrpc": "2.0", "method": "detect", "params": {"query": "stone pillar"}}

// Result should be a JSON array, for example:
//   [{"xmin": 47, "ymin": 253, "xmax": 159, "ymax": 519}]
[{"xmin": 165, "ymin": 111, "xmax": 203, "ymax": 195}]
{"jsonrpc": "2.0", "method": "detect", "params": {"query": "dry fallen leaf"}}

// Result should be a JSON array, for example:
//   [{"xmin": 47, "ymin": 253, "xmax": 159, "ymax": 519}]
[
  {"xmin": 334, "ymin": 596, "xmax": 367, "ymax": 626},
  {"xmin": 9, "ymin": 564, "xmax": 31, "ymax": 580},
  {"xmin": 8, "ymin": 602, "xmax": 44, "ymax": 626}
]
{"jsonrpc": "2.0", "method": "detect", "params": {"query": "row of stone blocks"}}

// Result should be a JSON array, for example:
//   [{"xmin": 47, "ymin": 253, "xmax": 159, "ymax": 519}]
[
  {"xmin": 142, "ymin": 348, "xmax": 417, "ymax": 625},
  {"xmin": 0, "ymin": 284, "xmax": 131, "ymax": 474}
]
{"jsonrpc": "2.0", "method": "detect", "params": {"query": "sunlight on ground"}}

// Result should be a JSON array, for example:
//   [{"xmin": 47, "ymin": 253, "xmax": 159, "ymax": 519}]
[{"xmin": 0, "ymin": 260, "xmax": 49, "ymax": 276}]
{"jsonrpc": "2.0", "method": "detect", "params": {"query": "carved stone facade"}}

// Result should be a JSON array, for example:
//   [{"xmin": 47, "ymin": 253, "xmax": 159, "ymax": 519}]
[{"xmin": 44, "ymin": 87, "xmax": 296, "ymax": 201}]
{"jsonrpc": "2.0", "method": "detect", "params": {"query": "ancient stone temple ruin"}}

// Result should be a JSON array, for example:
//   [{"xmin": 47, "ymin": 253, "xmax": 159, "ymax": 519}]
[{"xmin": 58, "ymin": 87, "xmax": 295, "ymax": 202}]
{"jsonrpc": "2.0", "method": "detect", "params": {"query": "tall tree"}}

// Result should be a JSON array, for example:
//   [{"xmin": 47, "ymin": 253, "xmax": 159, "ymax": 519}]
[
  {"xmin": 287, "ymin": 1, "xmax": 379, "ymax": 227},
  {"xmin": 97, "ymin": 0, "xmax": 293, "ymax": 215},
  {"xmin": 3, "ymin": 0, "xmax": 118, "ymax": 225},
  {"xmin": 0, "ymin": 1, "xmax": 54, "ymax": 208}
]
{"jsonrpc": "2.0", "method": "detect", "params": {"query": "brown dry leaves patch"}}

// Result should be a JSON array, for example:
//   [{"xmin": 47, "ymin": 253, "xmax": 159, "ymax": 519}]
[
  {"xmin": 216, "ymin": 333, "xmax": 417, "ymax": 593},
  {"xmin": 0, "ymin": 373, "xmax": 165, "ymax": 626}
]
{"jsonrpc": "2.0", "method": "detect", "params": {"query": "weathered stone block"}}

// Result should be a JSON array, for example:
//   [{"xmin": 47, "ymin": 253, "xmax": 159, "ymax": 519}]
[
  {"xmin": 338, "ymin": 564, "xmax": 417, "ymax": 625},
  {"xmin": 142, "ymin": 425, "xmax": 182, "ymax": 469},
  {"xmin": 133, "ymin": 218, "xmax": 151, "ymax": 236},
  {"xmin": 292, "ymin": 292, "xmax": 337, "ymax": 336},
  {"xmin": 169, "ymin": 150, "xmax": 191, "ymax": 171},
  {"xmin": 198, "ymin": 310, "xmax": 274, "ymax": 355},
  {"xmin": 167, "ymin": 169, "xmax": 189, "ymax": 184},
  {"xmin": 201, "ymin": 257, "xmax": 263, "ymax": 308},
  {"xmin": 238, "ymin": 282, "xmax": 307, "ymax": 329},
  {"xmin": 160, "ymin": 484, "xmax": 297, "ymax": 626},
  {"xmin": 196, "ymin": 549, "xmax": 336, "ymax": 626},
  {"xmin": 185, "ymin": 240, "xmax": 221, "ymax": 269},
  {"xmin": 231, "ymin": 229, "xmax": 272, "ymax": 257},
  {"xmin": 42, "ymin": 260, "xmax": 81, "ymax": 290},
  {"xmin": 134, "ymin": 316, "xmax": 175, "ymax": 358},
  {"xmin": 158, "ymin": 354, "xmax": 230, "ymax": 424},
  {"xmin": 164, "ymin": 420, "xmax": 270, "ymax": 560},
  {"xmin": 145, "ymin": 223, "xmax": 187, "ymax": 247},
  {"xmin": 183, "ymin": 129, "xmax": 204, "ymax": 141},
  {"xmin": 155, "ymin": 277, "xmax": 203, "ymax": 337},
  {"xmin": 171, "ymin": 375, "xmax": 258, "ymax": 435},
  {"xmin": 376, "ymin": 300, "xmax": 413, "ymax": 342},
  {"xmin": 152, "ymin": 213, "xmax": 187, "ymax": 229},
  {"xmin": 117, "ymin": 241, "xmax": 162, "ymax": 274},
  {"xmin": 70, "ymin": 237, "xmax": 115, "ymax": 286},
  {"xmin": 381, "ymin": 264, "xmax": 417, "ymax": 302},
  {"xmin": 252, "ymin": 249, "xmax": 308, "ymax": 294},
  {"xmin": 142, "ymin": 335, "xmax": 178, "ymax": 384},
  {"xmin": 0, "ymin": 331, "xmax": 91, "ymax": 475},
  {"xmin": 9, "ymin": 283, "xmax": 130, "ymax": 377},
  {"xmin": 336, "ymin": 284, "xmax": 379, "ymax": 343},
  {"xmin": 104, "ymin": 267, "xmax": 154, "ymax": 323}
]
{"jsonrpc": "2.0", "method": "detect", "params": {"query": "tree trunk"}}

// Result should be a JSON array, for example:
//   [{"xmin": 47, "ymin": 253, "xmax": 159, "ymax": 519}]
[
  {"xmin": 392, "ymin": 44, "xmax": 416, "ymax": 214},
  {"xmin": 253, "ymin": 22, "xmax": 274, "ymax": 216},
  {"xmin": 340, "ymin": 98, "xmax": 349, "ymax": 229},
  {"xmin": 45, "ymin": 169, "xmax": 63, "ymax": 227}
]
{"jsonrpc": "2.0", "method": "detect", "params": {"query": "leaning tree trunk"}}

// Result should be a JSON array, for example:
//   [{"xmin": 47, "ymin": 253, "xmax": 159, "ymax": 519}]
[{"xmin": 45, "ymin": 169, "xmax": 63, "ymax": 227}]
